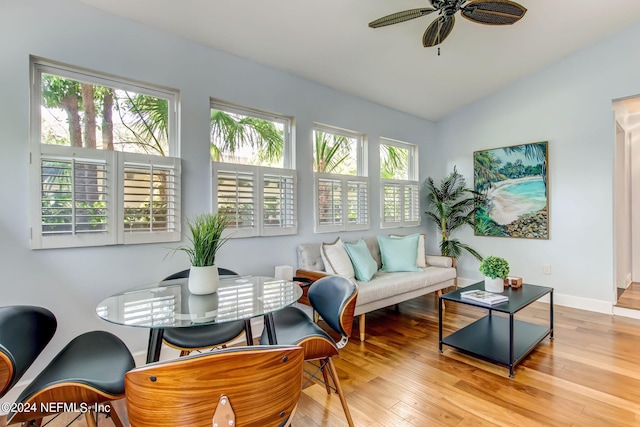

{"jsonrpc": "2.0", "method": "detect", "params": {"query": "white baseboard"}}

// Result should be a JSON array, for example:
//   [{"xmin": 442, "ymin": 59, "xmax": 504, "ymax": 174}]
[{"xmin": 613, "ymin": 306, "xmax": 640, "ymax": 320}]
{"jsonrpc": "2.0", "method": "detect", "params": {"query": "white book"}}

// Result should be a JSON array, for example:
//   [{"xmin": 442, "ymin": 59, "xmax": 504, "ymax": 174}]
[{"xmin": 460, "ymin": 290, "xmax": 509, "ymax": 305}]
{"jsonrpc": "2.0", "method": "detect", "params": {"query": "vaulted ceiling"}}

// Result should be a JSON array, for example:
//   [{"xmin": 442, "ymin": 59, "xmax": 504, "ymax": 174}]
[{"xmin": 76, "ymin": 0, "xmax": 640, "ymax": 121}]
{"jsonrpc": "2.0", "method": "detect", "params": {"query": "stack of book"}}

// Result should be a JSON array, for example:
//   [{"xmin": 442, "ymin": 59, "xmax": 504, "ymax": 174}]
[{"xmin": 460, "ymin": 290, "xmax": 509, "ymax": 305}]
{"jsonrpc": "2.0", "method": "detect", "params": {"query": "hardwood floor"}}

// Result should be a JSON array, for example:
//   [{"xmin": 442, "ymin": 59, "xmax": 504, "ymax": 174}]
[
  {"xmin": 617, "ymin": 282, "xmax": 640, "ymax": 310},
  {"xmin": 3, "ymin": 292, "xmax": 640, "ymax": 426}
]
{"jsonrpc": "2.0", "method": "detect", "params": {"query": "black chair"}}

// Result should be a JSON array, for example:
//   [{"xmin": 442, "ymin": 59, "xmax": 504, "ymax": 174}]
[
  {"xmin": 260, "ymin": 275, "xmax": 358, "ymax": 427},
  {"xmin": 6, "ymin": 330, "xmax": 135, "ymax": 427},
  {"xmin": 125, "ymin": 345, "xmax": 304, "ymax": 427},
  {"xmin": 161, "ymin": 268, "xmax": 251, "ymax": 356},
  {"xmin": 0, "ymin": 306, "xmax": 57, "ymax": 398}
]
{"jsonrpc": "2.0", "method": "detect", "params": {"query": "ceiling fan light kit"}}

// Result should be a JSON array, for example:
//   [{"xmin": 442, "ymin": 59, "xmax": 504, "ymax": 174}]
[{"xmin": 369, "ymin": 0, "xmax": 527, "ymax": 49}]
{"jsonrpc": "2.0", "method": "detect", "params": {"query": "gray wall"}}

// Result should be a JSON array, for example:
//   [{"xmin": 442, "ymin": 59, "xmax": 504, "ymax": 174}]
[{"xmin": 0, "ymin": 0, "xmax": 435, "ymax": 398}]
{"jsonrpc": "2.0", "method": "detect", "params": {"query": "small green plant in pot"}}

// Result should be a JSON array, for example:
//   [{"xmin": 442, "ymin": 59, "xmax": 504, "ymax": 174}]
[
  {"xmin": 479, "ymin": 256, "xmax": 509, "ymax": 293},
  {"xmin": 175, "ymin": 213, "xmax": 230, "ymax": 295}
]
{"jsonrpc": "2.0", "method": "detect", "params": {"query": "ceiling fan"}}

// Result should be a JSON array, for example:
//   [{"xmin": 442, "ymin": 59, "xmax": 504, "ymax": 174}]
[{"xmin": 368, "ymin": 0, "xmax": 527, "ymax": 48}]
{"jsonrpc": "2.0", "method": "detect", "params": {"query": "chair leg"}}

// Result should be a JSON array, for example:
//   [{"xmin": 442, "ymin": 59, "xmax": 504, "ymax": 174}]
[
  {"xmin": 359, "ymin": 314, "xmax": 365, "ymax": 342},
  {"xmin": 106, "ymin": 402, "xmax": 125, "ymax": 427},
  {"xmin": 320, "ymin": 361, "xmax": 332, "ymax": 394},
  {"xmin": 326, "ymin": 357, "xmax": 354, "ymax": 427},
  {"xmin": 84, "ymin": 411, "xmax": 98, "ymax": 427}
]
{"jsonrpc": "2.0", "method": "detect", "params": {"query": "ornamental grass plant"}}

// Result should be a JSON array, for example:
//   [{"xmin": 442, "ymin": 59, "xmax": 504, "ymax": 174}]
[{"xmin": 176, "ymin": 213, "xmax": 230, "ymax": 267}]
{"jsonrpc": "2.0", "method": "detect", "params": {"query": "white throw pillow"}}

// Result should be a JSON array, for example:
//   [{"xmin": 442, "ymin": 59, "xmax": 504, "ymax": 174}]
[
  {"xmin": 320, "ymin": 238, "xmax": 355, "ymax": 278},
  {"xmin": 390, "ymin": 233, "xmax": 426, "ymax": 268}
]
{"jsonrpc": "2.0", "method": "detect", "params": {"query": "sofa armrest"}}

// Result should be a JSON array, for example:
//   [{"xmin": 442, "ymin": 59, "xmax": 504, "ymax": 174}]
[
  {"xmin": 295, "ymin": 269, "xmax": 330, "ymax": 282},
  {"xmin": 425, "ymin": 255, "xmax": 457, "ymax": 268},
  {"xmin": 294, "ymin": 269, "xmax": 330, "ymax": 306}
]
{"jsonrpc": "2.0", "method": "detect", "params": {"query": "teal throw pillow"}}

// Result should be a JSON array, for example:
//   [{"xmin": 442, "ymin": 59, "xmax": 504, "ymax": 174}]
[
  {"xmin": 377, "ymin": 234, "xmax": 421, "ymax": 272},
  {"xmin": 343, "ymin": 239, "xmax": 378, "ymax": 282}
]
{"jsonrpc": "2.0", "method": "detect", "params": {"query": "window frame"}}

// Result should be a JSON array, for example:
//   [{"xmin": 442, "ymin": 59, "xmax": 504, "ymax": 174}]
[
  {"xmin": 29, "ymin": 57, "xmax": 181, "ymax": 249},
  {"xmin": 313, "ymin": 124, "xmax": 369, "ymax": 233},
  {"xmin": 379, "ymin": 138, "xmax": 420, "ymax": 228},
  {"xmin": 210, "ymin": 100, "xmax": 297, "ymax": 238}
]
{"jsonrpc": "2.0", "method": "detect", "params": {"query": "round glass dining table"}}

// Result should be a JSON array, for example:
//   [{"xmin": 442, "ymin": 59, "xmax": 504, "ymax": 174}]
[{"xmin": 96, "ymin": 275, "xmax": 303, "ymax": 362}]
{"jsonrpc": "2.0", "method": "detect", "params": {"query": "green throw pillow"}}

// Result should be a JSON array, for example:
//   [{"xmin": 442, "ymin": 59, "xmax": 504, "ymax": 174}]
[
  {"xmin": 377, "ymin": 234, "xmax": 421, "ymax": 272},
  {"xmin": 343, "ymin": 238, "xmax": 378, "ymax": 282}
]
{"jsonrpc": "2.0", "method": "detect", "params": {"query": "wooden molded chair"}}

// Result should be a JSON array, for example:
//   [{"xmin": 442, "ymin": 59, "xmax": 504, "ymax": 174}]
[
  {"xmin": 260, "ymin": 275, "xmax": 358, "ymax": 427},
  {"xmin": 125, "ymin": 345, "xmax": 304, "ymax": 427},
  {"xmin": 7, "ymin": 330, "xmax": 135, "ymax": 427},
  {"xmin": 161, "ymin": 268, "xmax": 251, "ymax": 355},
  {"xmin": 0, "ymin": 306, "xmax": 57, "ymax": 398}
]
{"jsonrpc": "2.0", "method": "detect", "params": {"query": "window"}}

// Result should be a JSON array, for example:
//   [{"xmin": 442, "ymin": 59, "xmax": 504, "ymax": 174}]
[
  {"xmin": 211, "ymin": 101, "xmax": 296, "ymax": 238},
  {"xmin": 313, "ymin": 124, "xmax": 368, "ymax": 233},
  {"xmin": 30, "ymin": 58, "xmax": 181, "ymax": 249},
  {"xmin": 380, "ymin": 138, "xmax": 420, "ymax": 228}
]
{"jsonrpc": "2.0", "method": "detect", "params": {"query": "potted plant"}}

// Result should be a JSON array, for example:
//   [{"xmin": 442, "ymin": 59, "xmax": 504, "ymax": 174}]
[
  {"xmin": 175, "ymin": 213, "xmax": 230, "ymax": 295},
  {"xmin": 479, "ymin": 256, "xmax": 510, "ymax": 292},
  {"xmin": 424, "ymin": 167, "xmax": 485, "ymax": 261}
]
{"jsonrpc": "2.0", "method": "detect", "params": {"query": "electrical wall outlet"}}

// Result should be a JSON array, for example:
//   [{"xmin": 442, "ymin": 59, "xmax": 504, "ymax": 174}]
[{"xmin": 543, "ymin": 264, "xmax": 551, "ymax": 275}]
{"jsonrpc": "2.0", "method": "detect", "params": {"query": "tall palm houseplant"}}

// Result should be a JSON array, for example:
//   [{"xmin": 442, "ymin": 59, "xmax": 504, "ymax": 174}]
[{"xmin": 425, "ymin": 167, "xmax": 484, "ymax": 261}]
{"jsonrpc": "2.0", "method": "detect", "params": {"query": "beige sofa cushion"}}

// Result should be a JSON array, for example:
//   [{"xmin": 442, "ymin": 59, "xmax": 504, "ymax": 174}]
[
  {"xmin": 354, "ymin": 267, "xmax": 456, "ymax": 306},
  {"xmin": 320, "ymin": 238, "xmax": 355, "ymax": 279}
]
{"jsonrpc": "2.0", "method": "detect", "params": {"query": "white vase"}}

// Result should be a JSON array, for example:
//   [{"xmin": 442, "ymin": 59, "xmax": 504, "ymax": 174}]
[
  {"xmin": 188, "ymin": 265, "xmax": 219, "ymax": 295},
  {"xmin": 484, "ymin": 276, "xmax": 505, "ymax": 293}
]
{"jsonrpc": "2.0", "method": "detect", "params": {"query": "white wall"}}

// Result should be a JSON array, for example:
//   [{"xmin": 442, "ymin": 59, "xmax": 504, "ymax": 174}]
[
  {"xmin": 429, "ymin": 19, "xmax": 640, "ymax": 307},
  {"xmin": 0, "ymin": 0, "xmax": 435, "ymax": 401}
]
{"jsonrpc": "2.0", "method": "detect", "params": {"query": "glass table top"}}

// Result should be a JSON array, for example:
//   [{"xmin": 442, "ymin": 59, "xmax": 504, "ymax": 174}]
[{"xmin": 96, "ymin": 275, "xmax": 303, "ymax": 328}]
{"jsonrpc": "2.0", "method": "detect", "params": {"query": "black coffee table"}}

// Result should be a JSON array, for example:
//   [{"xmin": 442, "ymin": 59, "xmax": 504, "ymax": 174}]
[{"xmin": 439, "ymin": 282, "xmax": 553, "ymax": 378}]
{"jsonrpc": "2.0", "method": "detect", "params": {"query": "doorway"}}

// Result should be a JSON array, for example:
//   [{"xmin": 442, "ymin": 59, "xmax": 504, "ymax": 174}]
[{"xmin": 613, "ymin": 98, "xmax": 637, "ymax": 310}]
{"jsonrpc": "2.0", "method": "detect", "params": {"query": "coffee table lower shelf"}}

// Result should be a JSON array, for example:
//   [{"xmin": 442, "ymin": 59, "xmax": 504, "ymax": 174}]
[{"xmin": 441, "ymin": 315, "xmax": 550, "ymax": 372}]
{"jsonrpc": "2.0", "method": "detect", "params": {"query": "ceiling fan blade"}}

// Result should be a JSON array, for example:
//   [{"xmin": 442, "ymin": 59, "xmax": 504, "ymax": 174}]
[
  {"xmin": 369, "ymin": 8, "xmax": 436, "ymax": 28},
  {"xmin": 423, "ymin": 15, "xmax": 455, "ymax": 47},
  {"xmin": 461, "ymin": 0, "xmax": 527, "ymax": 25}
]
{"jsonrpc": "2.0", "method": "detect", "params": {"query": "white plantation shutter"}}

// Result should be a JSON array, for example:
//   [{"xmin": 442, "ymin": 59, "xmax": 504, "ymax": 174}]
[
  {"xmin": 215, "ymin": 165, "xmax": 257, "ymax": 237},
  {"xmin": 31, "ymin": 145, "xmax": 181, "ymax": 249},
  {"xmin": 262, "ymin": 171, "xmax": 296, "ymax": 235},
  {"xmin": 380, "ymin": 179, "xmax": 420, "ymax": 228},
  {"xmin": 404, "ymin": 183, "xmax": 420, "ymax": 225},
  {"xmin": 41, "ymin": 159, "xmax": 108, "ymax": 235},
  {"xmin": 382, "ymin": 182, "xmax": 402, "ymax": 225},
  {"xmin": 315, "ymin": 173, "xmax": 369, "ymax": 233},
  {"xmin": 346, "ymin": 178, "xmax": 369, "ymax": 230},
  {"xmin": 120, "ymin": 153, "xmax": 181, "ymax": 244},
  {"xmin": 317, "ymin": 177, "xmax": 343, "ymax": 230},
  {"xmin": 213, "ymin": 163, "xmax": 297, "ymax": 237},
  {"xmin": 32, "ymin": 146, "xmax": 115, "ymax": 248}
]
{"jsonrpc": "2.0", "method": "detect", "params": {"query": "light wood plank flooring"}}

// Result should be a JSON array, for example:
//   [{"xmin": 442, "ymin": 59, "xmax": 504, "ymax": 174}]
[
  {"xmin": 3, "ymin": 292, "xmax": 640, "ymax": 426},
  {"xmin": 617, "ymin": 282, "xmax": 640, "ymax": 310}
]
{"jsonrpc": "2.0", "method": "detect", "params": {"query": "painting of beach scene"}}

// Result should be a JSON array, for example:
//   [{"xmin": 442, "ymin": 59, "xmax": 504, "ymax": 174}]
[{"xmin": 474, "ymin": 141, "xmax": 548, "ymax": 239}]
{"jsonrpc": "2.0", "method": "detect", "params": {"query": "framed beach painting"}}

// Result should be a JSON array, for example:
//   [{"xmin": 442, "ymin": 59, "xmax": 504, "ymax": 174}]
[{"xmin": 473, "ymin": 141, "xmax": 549, "ymax": 239}]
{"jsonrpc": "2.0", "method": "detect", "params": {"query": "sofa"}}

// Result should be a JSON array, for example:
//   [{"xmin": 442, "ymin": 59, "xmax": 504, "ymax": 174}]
[{"xmin": 295, "ymin": 235, "xmax": 457, "ymax": 341}]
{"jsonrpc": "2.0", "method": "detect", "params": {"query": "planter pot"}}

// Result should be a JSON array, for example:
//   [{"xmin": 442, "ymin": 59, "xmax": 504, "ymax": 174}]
[
  {"xmin": 484, "ymin": 276, "xmax": 505, "ymax": 293},
  {"xmin": 188, "ymin": 265, "xmax": 219, "ymax": 295}
]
